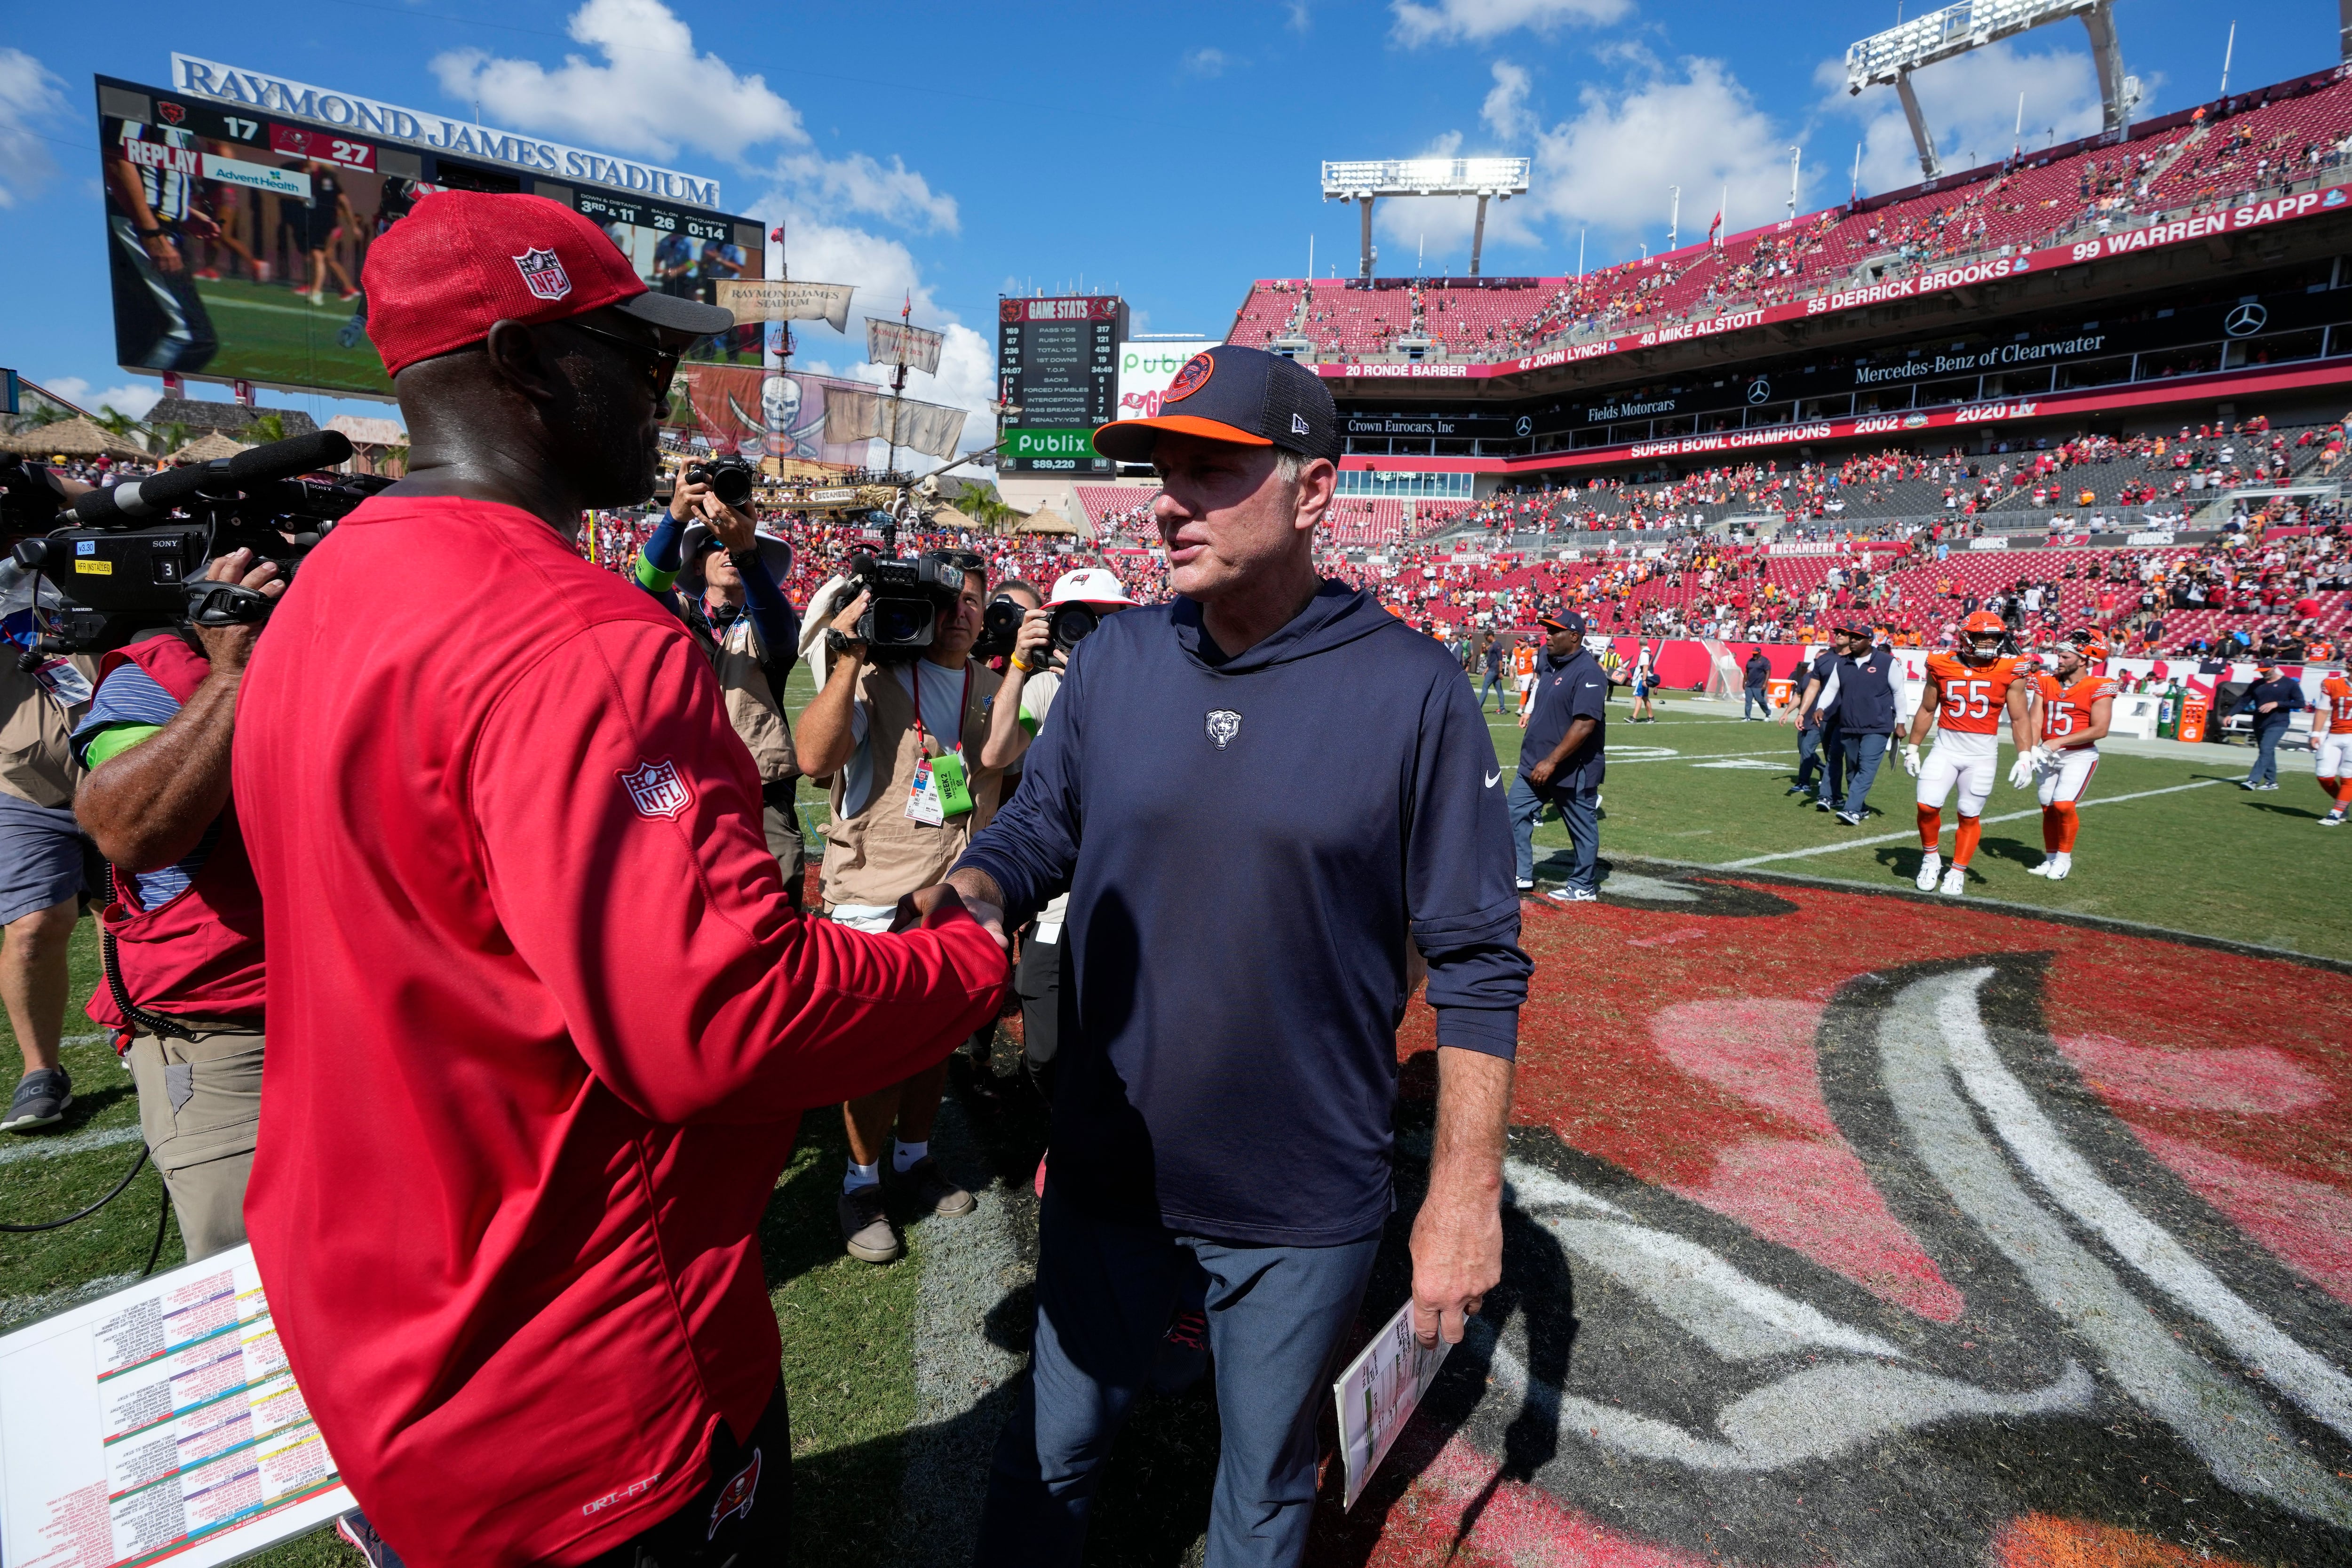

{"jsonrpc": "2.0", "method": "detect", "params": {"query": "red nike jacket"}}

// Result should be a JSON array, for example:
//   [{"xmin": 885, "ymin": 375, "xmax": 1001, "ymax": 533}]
[{"xmin": 232, "ymin": 495, "xmax": 1005, "ymax": 1566}]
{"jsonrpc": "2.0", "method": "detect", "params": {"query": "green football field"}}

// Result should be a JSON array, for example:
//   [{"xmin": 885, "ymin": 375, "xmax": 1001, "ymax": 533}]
[
  {"xmin": 1, "ymin": 669, "xmax": 2341, "ymax": 1567},
  {"xmin": 188, "ymin": 276, "xmax": 389, "ymax": 398}
]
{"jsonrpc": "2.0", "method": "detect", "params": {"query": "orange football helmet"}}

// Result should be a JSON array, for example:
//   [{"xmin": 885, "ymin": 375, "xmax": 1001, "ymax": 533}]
[
  {"xmin": 2063, "ymin": 628, "xmax": 2109, "ymax": 665},
  {"xmin": 1959, "ymin": 610, "xmax": 2008, "ymax": 664}
]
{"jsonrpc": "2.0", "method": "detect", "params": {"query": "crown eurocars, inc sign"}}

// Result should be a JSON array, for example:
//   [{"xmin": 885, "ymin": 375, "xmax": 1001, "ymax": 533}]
[{"xmin": 167, "ymin": 54, "xmax": 722, "ymax": 207}]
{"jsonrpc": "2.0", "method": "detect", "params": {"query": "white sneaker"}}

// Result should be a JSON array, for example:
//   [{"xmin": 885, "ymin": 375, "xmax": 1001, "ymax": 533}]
[
  {"xmin": 1939, "ymin": 864, "xmax": 1968, "ymax": 896},
  {"xmin": 2322, "ymin": 813, "xmax": 2346, "ymax": 828},
  {"xmin": 1515, "ymin": 879, "xmax": 1535, "ymax": 891},
  {"xmin": 1914, "ymin": 851, "xmax": 1942, "ymax": 891},
  {"xmin": 2043, "ymin": 854, "xmax": 2071, "ymax": 880}
]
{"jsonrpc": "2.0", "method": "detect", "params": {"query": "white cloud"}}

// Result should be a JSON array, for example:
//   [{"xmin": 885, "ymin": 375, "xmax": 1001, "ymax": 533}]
[
  {"xmin": 1521, "ymin": 57, "xmax": 1805, "ymax": 246},
  {"xmin": 42, "ymin": 378, "xmax": 162, "ymax": 420},
  {"xmin": 1483, "ymin": 59, "xmax": 1535, "ymax": 142},
  {"xmin": 429, "ymin": 0, "xmax": 806, "ymax": 163},
  {"xmin": 0, "ymin": 48, "xmax": 67, "ymax": 210},
  {"xmin": 1183, "ymin": 48, "xmax": 1229, "ymax": 78},
  {"xmin": 433, "ymin": 1, "xmax": 961, "ymax": 233},
  {"xmin": 1390, "ymin": 0, "xmax": 1629, "ymax": 48},
  {"xmin": 768, "ymin": 151, "xmax": 956, "ymax": 234},
  {"xmin": 1820, "ymin": 40, "xmax": 2116, "ymax": 197},
  {"xmin": 1286, "ymin": 2, "xmax": 1312, "ymax": 33}
]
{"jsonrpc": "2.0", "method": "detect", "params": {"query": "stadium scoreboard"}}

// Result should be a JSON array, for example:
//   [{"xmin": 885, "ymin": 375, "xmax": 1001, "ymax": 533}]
[
  {"xmin": 91, "ymin": 68, "xmax": 763, "ymax": 403},
  {"xmin": 998, "ymin": 295, "xmax": 1126, "ymax": 472}
]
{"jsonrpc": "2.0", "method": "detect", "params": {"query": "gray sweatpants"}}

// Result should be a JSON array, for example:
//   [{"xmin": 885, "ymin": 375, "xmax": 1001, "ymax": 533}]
[{"xmin": 127, "ymin": 1025, "xmax": 263, "ymax": 1261}]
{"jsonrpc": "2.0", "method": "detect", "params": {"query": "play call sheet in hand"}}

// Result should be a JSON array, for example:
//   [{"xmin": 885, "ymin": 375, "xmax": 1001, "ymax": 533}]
[{"xmin": 0, "ymin": 1246, "xmax": 352, "ymax": 1568}]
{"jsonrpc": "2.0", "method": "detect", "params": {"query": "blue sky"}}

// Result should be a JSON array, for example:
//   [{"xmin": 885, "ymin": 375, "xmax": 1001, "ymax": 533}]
[{"xmin": 0, "ymin": 0, "xmax": 2334, "ymax": 443}]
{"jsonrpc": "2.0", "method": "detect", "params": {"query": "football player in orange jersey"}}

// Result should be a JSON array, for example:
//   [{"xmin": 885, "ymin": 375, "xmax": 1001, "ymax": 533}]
[
  {"xmin": 2312, "ymin": 668, "xmax": 2352, "ymax": 827},
  {"xmin": 2011, "ymin": 630, "xmax": 2117, "ymax": 878},
  {"xmin": 1901, "ymin": 610, "xmax": 2034, "ymax": 895},
  {"xmin": 1512, "ymin": 634, "xmax": 1540, "ymax": 715}
]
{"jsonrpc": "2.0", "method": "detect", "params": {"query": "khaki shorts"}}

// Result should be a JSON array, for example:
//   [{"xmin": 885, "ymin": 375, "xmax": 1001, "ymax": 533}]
[{"xmin": 127, "ymin": 1023, "xmax": 264, "ymax": 1263}]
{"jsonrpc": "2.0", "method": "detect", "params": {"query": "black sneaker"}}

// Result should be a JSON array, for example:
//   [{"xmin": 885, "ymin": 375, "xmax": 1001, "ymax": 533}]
[
  {"xmin": 1, "ymin": 1068, "xmax": 71, "ymax": 1133},
  {"xmin": 336, "ymin": 1511, "xmax": 407, "ymax": 1568}
]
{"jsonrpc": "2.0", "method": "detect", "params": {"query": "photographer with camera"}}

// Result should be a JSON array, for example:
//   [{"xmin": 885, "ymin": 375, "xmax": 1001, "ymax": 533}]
[
  {"xmin": 636, "ymin": 462, "xmax": 805, "ymax": 907},
  {"xmin": 795, "ymin": 549, "xmax": 1006, "ymax": 1265},
  {"xmin": 977, "ymin": 567, "xmax": 1136, "ymax": 1091},
  {"xmin": 229, "ymin": 191, "xmax": 1007, "ymax": 1567},
  {"xmin": 66, "ymin": 549, "xmax": 281, "ymax": 1256},
  {"xmin": 0, "ymin": 460, "xmax": 98, "ymax": 1134}
]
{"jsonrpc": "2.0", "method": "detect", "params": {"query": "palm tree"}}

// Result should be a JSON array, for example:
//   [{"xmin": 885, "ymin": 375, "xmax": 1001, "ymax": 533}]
[
  {"xmin": 146, "ymin": 421, "xmax": 189, "ymax": 458},
  {"xmin": 94, "ymin": 405, "xmax": 146, "ymax": 443},
  {"xmin": 248, "ymin": 412, "xmax": 287, "ymax": 444}
]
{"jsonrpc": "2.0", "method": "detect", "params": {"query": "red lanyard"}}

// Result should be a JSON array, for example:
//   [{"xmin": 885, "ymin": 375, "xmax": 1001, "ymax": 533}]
[{"xmin": 910, "ymin": 662, "xmax": 973, "ymax": 758}]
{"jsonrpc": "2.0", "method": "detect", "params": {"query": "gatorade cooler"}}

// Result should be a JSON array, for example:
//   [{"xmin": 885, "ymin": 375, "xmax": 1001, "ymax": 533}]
[{"xmin": 2177, "ymin": 692, "xmax": 2210, "ymax": 744}]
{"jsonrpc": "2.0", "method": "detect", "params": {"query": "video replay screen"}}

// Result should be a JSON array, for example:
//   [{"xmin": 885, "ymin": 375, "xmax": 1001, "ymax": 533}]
[{"xmin": 95, "ymin": 72, "xmax": 765, "ymax": 400}]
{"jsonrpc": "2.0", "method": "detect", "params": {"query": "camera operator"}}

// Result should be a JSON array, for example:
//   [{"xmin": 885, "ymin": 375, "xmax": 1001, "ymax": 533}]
[
  {"xmin": 795, "ymin": 554, "xmax": 1006, "ymax": 1265},
  {"xmin": 0, "ymin": 464, "xmax": 98, "ymax": 1134},
  {"xmin": 228, "ymin": 190, "xmax": 1006, "ymax": 1568},
  {"xmin": 68, "ymin": 549, "xmax": 280, "ymax": 1257},
  {"xmin": 977, "ymin": 568, "xmax": 1136, "ymax": 1092},
  {"xmin": 636, "ymin": 474, "xmax": 805, "ymax": 907}
]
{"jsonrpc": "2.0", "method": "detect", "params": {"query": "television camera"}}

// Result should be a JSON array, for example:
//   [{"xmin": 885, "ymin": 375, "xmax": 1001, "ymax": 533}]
[{"xmin": 4, "ymin": 431, "xmax": 381, "ymax": 655}]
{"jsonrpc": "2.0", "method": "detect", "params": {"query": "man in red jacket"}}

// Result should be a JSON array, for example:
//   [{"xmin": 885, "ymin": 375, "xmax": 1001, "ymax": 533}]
[
  {"xmin": 74, "ymin": 548, "xmax": 282, "ymax": 1259},
  {"xmin": 232, "ymin": 191, "xmax": 1007, "ymax": 1566}
]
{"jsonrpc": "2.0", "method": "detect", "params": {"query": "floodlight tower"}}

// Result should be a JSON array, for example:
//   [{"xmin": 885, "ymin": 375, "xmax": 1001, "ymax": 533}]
[
  {"xmin": 1846, "ymin": 0, "xmax": 2142, "ymax": 181},
  {"xmin": 1321, "ymin": 157, "xmax": 1533, "ymax": 277}
]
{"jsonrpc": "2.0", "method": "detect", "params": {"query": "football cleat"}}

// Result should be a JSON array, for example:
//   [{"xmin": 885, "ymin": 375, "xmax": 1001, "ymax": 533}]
[
  {"xmin": 1915, "ymin": 851, "xmax": 1942, "ymax": 891},
  {"xmin": 2320, "ymin": 813, "xmax": 2344, "ymax": 828},
  {"xmin": 2042, "ymin": 854, "xmax": 2071, "ymax": 880},
  {"xmin": 1939, "ymin": 864, "xmax": 1969, "ymax": 896}
]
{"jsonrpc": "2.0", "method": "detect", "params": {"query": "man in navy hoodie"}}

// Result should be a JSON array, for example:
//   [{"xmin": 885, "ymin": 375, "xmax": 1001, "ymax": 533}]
[{"xmin": 950, "ymin": 345, "xmax": 1529, "ymax": 1568}]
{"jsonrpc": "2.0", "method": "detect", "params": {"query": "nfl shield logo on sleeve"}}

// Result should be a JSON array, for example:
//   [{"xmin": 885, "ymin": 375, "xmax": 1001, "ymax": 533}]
[
  {"xmin": 513, "ymin": 247, "xmax": 573, "ymax": 302},
  {"xmin": 620, "ymin": 760, "xmax": 693, "ymax": 819}
]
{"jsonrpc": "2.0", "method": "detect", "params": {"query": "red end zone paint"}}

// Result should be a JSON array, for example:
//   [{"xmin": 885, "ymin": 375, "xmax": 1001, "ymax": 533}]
[{"xmin": 1345, "ymin": 874, "xmax": 2352, "ymax": 1567}]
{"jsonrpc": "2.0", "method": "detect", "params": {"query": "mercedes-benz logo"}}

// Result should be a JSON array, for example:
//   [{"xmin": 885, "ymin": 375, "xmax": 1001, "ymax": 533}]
[
  {"xmin": 1746, "ymin": 377, "xmax": 1772, "ymax": 405},
  {"xmin": 2224, "ymin": 302, "xmax": 2267, "ymax": 337},
  {"xmin": 1515, "ymin": 415, "xmax": 1533, "ymax": 437}
]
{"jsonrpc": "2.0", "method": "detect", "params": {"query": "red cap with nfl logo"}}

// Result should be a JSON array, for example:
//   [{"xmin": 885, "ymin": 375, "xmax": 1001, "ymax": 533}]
[{"xmin": 361, "ymin": 190, "xmax": 734, "ymax": 377}]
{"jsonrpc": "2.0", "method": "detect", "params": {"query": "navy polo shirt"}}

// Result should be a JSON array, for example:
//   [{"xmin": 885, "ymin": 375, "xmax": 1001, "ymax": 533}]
[{"xmin": 1519, "ymin": 644, "xmax": 1608, "ymax": 792}]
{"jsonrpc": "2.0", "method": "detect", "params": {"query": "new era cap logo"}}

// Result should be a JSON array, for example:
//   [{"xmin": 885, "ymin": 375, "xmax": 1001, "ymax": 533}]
[
  {"xmin": 514, "ymin": 247, "xmax": 572, "ymax": 302},
  {"xmin": 620, "ymin": 760, "xmax": 692, "ymax": 819},
  {"xmin": 1291, "ymin": 413, "xmax": 1310, "ymax": 436},
  {"xmin": 1163, "ymin": 353, "xmax": 1214, "ymax": 404}
]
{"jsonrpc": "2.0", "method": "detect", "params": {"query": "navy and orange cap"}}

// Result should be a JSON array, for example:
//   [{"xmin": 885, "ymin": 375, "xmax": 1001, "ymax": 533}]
[{"xmin": 1091, "ymin": 345, "xmax": 1341, "ymax": 464}]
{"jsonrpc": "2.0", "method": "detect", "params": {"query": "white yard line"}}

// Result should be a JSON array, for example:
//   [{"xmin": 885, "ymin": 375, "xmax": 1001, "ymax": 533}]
[
  {"xmin": 0, "ymin": 1123, "xmax": 141, "ymax": 1167},
  {"xmin": 1721, "ymin": 779, "xmax": 2225, "ymax": 868}
]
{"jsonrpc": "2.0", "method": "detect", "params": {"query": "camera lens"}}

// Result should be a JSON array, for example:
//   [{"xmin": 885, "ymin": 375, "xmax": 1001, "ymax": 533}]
[
  {"xmin": 873, "ymin": 599, "xmax": 930, "ymax": 646},
  {"xmin": 710, "ymin": 466, "xmax": 754, "ymax": 509},
  {"xmin": 1049, "ymin": 604, "xmax": 1099, "ymax": 652}
]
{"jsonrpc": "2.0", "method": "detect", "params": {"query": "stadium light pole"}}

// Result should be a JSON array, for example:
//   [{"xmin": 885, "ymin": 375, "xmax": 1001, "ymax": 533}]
[
  {"xmin": 1847, "ymin": 0, "xmax": 2143, "ymax": 178},
  {"xmin": 1322, "ymin": 157, "xmax": 1530, "ymax": 279},
  {"xmin": 1788, "ymin": 146, "xmax": 1801, "ymax": 219},
  {"xmin": 1668, "ymin": 186, "xmax": 1679, "ymax": 251}
]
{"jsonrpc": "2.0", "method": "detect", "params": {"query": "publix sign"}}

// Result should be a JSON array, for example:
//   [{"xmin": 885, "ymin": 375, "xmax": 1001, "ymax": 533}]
[{"xmin": 1117, "ymin": 339, "xmax": 1220, "ymax": 420}]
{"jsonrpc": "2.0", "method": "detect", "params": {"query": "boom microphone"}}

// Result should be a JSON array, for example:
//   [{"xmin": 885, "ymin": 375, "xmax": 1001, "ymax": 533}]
[{"xmin": 69, "ymin": 431, "xmax": 357, "ymax": 526}]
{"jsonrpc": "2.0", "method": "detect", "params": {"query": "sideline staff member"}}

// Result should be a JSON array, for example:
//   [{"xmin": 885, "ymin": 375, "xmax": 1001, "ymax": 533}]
[
  {"xmin": 72, "ymin": 551, "xmax": 280, "ymax": 1258},
  {"xmin": 952, "ymin": 346, "xmax": 1528, "ymax": 1568},
  {"xmin": 1512, "ymin": 608, "xmax": 1609, "ymax": 903},
  {"xmin": 233, "ymin": 191, "xmax": 1008, "ymax": 1568}
]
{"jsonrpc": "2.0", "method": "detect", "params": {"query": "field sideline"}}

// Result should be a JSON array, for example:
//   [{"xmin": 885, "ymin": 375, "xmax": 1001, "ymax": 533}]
[{"xmin": 1, "ymin": 661, "xmax": 2344, "ymax": 1567}]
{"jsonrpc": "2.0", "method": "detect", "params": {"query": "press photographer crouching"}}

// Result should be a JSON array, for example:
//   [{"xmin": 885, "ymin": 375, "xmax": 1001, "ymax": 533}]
[
  {"xmin": 976, "ymin": 567, "xmax": 1136, "ymax": 1093},
  {"xmin": 69, "ymin": 547, "xmax": 281, "ymax": 1259},
  {"xmin": 795, "ymin": 543, "xmax": 1003, "ymax": 1264},
  {"xmin": 635, "ymin": 464, "xmax": 805, "ymax": 907}
]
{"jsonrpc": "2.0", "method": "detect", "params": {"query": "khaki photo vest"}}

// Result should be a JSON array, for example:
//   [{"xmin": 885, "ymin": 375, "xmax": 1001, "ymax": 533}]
[{"xmin": 820, "ymin": 657, "xmax": 1002, "ymax": 909}]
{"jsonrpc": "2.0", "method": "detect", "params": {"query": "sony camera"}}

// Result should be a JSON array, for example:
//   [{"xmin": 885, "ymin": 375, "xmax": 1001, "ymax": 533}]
[
  {"xmin": 685, "ymin": 454, "xmax": 755, "ymax": 510},
  {"xmin": 8, "ymin": 431, "xmax": 379, "ymax": 654},
  {"xmin": 845, "ymin": 547, "xmax": 967, "ymax": 658}
]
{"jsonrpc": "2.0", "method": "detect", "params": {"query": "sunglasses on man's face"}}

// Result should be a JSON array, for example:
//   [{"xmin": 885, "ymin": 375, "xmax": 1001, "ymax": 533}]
[{"xmin": 559, "ymin": 316, "xmax": 684, "ymax": 399}]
